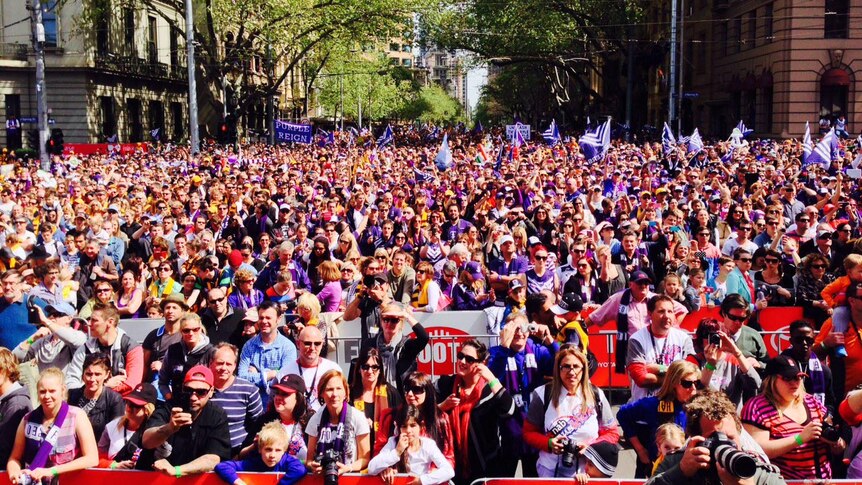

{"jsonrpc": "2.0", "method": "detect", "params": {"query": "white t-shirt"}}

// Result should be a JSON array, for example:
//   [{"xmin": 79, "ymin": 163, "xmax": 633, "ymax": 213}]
[
  {"xmin": 368, "ymin": 436, "xmax": 454, "ymax": 485},
  {"xmin": 305, "ymin": 404, "xmax": 370, "ymax": 466},
  {"xmin": 626, "ymin": 326, "xmax": 694, "ymax": 402},
  {"xmin": 275, "ymin": 358, "xmax": 341, "ymax": 412}
]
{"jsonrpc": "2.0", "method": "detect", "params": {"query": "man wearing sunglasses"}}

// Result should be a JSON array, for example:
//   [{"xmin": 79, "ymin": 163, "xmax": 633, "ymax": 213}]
[
  {"xmin": 780, "ymin": 320, "xmax": 834, "ymax": 412},
  {"xmin": 276, "ymin": 325, "xmax": 339, "ymax": 412},
  {"xmin": 719, "ymin": 294, "xmax": 768, "ymax": 371},
  {"xmin": 142, "ymin": 365, "xmax": 231, "ymax": 476}
]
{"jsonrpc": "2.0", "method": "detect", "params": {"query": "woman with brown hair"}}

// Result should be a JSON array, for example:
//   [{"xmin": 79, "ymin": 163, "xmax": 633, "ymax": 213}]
[
  {"xmin": 411, "ymin": 261, "xmax": 443, "ymax": 312},
  {"xmin": 315, "ymin": 260, "xmax": 342, "ymax": 312},
  {"xmin": 349, "ymin": 346, "xmax": 401, "ymax": 449},
  {"xmin": 305, "ymin": 370, "xmax": 370, "ymax": 474}
]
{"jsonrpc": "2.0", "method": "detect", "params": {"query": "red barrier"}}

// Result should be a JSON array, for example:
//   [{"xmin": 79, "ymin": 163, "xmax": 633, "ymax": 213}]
[
  {"xmin": 758, "ymin": 306, "xmax": 806, "ymax": 357},
  {"xmin": 475, "ymin": 479, "xmax": 862, "ymax": 485},
  {"xmin": 679, "ymin": 306, "xmax": 722, "ymax": 332},
  {"xmin": 0, "ymin": 469, "xmax": 409, "ymax": 485},
  {"xmin": 587, "ymin": 321, "xmax": 630, "ymax": 388}
]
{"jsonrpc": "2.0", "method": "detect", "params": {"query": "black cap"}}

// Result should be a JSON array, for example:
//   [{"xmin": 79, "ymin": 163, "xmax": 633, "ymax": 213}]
[
  {"xmin": 630, "ymin": 270, "xmax": 652, "ymax": 283},
  {"xmin": 272, "ymin": 374, "xmax": 306, "ymax": 395},
  {"xmin": 551, "ymin": 292, "xmax": 584, "ymax": 315},
  {"xmin": 764, "ymin": 355, "xmax": 807, "ymax": 379},
  {"xmin": 124, "ymin": 383, "xmax": 157, "ymax": 406}
]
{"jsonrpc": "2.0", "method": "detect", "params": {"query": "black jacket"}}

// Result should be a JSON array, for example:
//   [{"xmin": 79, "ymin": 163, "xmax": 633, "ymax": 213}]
[
  {"xmin": 435, "ymin": 374, "xmax": 516, "ymax": 484},
  {"xmin": 200, "ymin": 308, "xmax": 246, "ymax": 347},
  {"xmin": 158, "ymin": 339, "xmax": 215, "ymax": 399},
  {"xmin": 68, "ymin": 386, "xmax": 125, "ymax": 441},
  {"xmin": 140, "ymin": 401, "xmax": 231, "ymax": 468},
  {"xmin": 0, "ymin": 385, "xmax": 32, "ymax": 466},
  {"xmin": 359, "ymin": 322, "xmax": 429, "ymax": 394}
]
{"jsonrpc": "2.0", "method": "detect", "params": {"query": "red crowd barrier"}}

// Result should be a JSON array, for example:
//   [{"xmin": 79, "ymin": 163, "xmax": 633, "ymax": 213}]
[
  {"xmin": 587, "ymin": 306, "xmax": 807, "ymax": 388},
  {"xmin": 0, "ymin": 469, "xmax": 411, "ymax": 485}
]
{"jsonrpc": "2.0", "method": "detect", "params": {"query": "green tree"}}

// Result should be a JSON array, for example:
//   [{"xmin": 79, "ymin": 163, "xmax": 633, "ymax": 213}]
[
  {"xmin": 400, "ymin": 85, "xmax": 463, "ymax": 123},
  {"xmin": 317, "ymin": 52, "xmax": 413, "ymax": 123}
]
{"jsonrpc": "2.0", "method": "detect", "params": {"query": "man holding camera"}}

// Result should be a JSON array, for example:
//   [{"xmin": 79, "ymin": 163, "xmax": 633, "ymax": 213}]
[
  {"xmin": 343, "ymin": 272, "xmax": 390, "ymax": 341},
  {"xmin": 141, "ymin": 365, "xmax": 231, "ymax": 476},
  {"xmin": 648, "ymin": 389, "xmax": 783, "ymax": 485}
]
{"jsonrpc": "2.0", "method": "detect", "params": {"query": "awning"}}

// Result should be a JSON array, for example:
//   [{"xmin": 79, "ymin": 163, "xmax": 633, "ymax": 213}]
[{"xmin": 822, "ymin": 68, "xmax": 851, "ymax": 87}]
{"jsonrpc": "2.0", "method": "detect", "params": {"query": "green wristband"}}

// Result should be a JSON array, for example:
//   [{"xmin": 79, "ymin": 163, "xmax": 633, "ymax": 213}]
[
  {"xmin": 548, "ymin": 437, "xmax": 554, "ymax": 452},
  {"xmin": 704, "ymin": 362, "xmax": 717, "ymax": 371},
  {"xmin": 794, "ymin": 434, "xmax": 804, "ymax": 446},
  {"xmin": 489, "ymin": 378, "xmax": 500, "ymax": 388},
  {"xmin": 25, "ymin": 337, "xmax": 34, "ymax": 346},
  {"xmin": 174, "ymin": 466, "xmax": 182, "ymax": 478},
  {"xmin": 51, "ymin": 468, "xmax": 58, "ymax": 477}
]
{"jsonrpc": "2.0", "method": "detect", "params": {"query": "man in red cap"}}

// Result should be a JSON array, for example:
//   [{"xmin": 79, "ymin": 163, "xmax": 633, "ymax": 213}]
[{"xmin": 141, "ymin": 364, "xmax": 231, "ymax": 476}]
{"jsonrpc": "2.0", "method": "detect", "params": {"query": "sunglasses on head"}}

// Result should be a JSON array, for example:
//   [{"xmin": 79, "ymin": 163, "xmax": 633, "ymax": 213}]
[{"xmin": 456, "ymin": 352, "xmax": 481, "ymax": 364}]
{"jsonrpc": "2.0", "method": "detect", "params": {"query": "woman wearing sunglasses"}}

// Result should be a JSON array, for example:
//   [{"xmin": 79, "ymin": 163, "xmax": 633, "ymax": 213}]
[
  {"xmin": 754, "ymin": 248, "xmax": 795, "ymax": 307},
  {"xmin": 349, "ymin": 346, "xmax": 402, "ymax": 450},
  {"xmin": 374, "ymin": 372, "xmax": 454, "ymax": 468},
  {"xmin": 688, "ymin": 318, "xmax": 760, "ymax": 409},
  {"xmin": 523, "ymin": 346, "xmax": 618, "ymax": 478},
  {"xmin": 158, "ymin": 312, "xmax": 214, "ymax": 400},
  {"xmin": 97, "ymin": 383, "xmax": 162, "ymax": 469},
  {"xmin": 795, "ymin": 254, "xmax": 835, "ymax": 325},
  {"xmin": 435, "ymin": 339, "xmax": 515, "ymax": 484},
  {"xmin": 616, "ymin": 360, "xmax": 699, "ymax": 478},
  {"xmin": 742, "ymin": 355, "xmax": 838, "ymax": 481}
]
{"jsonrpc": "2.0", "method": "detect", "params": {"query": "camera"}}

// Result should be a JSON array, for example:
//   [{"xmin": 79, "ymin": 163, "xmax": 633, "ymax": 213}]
[
  {"xmin": 316, "ymin": 449, "xmax": 342, "ymax": 485},
  {"xmin": 822, "ymin": 422, "xmax": 842, "ymax": 442},
  {"xmin": 558, "ymin": 437, "xmax": 579, "ymax": 468},
  {"xmin": 18, "ymin": 473, "xmax": 33, "ymax": 485},
  {"xmin": 708, "ymin": 332, "xmax": 721, "ymax": 347},
  {"xmin": 701, "ymin": 432, "xmax": 757, "ymax": 479}
]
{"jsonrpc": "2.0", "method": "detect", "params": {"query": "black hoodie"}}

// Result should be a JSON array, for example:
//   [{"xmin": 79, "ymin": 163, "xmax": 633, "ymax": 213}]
[{"xmin": 0, "ymin": 384, "xmax": 32, "ymax": 467}]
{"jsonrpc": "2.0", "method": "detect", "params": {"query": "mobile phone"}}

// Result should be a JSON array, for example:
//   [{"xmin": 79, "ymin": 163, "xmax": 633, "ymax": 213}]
[{"xmin": 708, "ymin": 333, "xmax": 721, "ymax": 347}]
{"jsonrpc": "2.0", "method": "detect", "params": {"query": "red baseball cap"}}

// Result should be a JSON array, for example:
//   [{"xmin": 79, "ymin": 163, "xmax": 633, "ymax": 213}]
[{"xmin": 183, "ymin": 365, "xmax": 214, "ymax": 387}]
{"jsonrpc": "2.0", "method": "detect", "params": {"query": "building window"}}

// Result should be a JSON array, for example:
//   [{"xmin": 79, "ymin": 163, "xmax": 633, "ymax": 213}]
[
  {"xmin": 389, "ymin": 43, "xmax": 400, "ymax": 52},
  {"xmin": 127, "ymin": 98, "xmax": 142, "ymax": 142},
  {"xmin": 171, "ymin": 102, "xmax": 183, "ymax": 140},
  {"xmin": 124, "ymin": 8, "xmax": 135, "ymax": 57},
  {"xmin": 148, "ymin": 101, "xmax": 163, "ymax": 138},
  {"xmin": 762, "ymin": 86, "xmax": 774, "ymax": 133},
  {"xmin": 100, "ymin": 96, "xmax": 115, "ymax": 140},
  {"xmin": 821, "ymin": 68, "xmax": 850, "ymax": 117},
  {"xmin": 170, "ymin": 27, "xmax": 179, "ymax": 68},
  {"xmin": 747, "ymin": 11, "xmax": 756, "ymax": 49},
  {"xmin": 96, "ymin": 2, "xmax": 109, "ymax": 55},
  {"xmin": 718, "ymin": 22, "xmax": 728, "ymax": 58},
  {"xmin": 402, "ymin": 45, "xmax": 412, "ymax": 53},
  {"xmin": 42, "ymin": 0, "xmax": 58, "ymax": 47},
  {"xmin": 403, "ymin": 58, "xmax": 412, "ymax": 67},
  {"xmin": 764, "ymin": 3, "xmax": 774, "ymax": 42},
  {"xmin": 825, "ymin": 0, "xmax": 849, "ymax": 38},
  {"xmin": 148, "ymin": 16, "xmax": 157, "ymax": 64}
]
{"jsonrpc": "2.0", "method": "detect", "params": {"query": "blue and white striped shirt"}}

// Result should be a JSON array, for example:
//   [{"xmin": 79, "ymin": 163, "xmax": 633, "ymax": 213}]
[{"xmin": 211, "ymin": 377, "xmax": 264, "ymax": 449}]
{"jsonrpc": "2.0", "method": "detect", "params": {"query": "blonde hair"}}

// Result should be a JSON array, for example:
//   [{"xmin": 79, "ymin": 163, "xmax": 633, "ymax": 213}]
[
  {"xmin": 845, "ymin": 254, "xmax": 862, "ymax": 272},
  {"xmin": 0, "ymin": 348, "xmax": 20, "ymax": 382},
  {"xmin": 317, "ymin": 261, "xmax": 341, "ymax": 283},
  {"xmin": 37, "ymin": 367, "xmax": 68, "ymax": 400},
  {"xmin": 257, "ymin": 420, "xmax": 290, "ymax": 449},
  {"xmin": 180, "ymin": 312, "xmax": 207, "ymax": 334},
  {"xmin": 655, "ymin": 423, "xmax": 685, "ymax": 451},
  {"xmin": 550, "ymin": 347, "xmax": 594, "ymax": 412},
  {"xmin": 656, "ymin": 360, "xmax": 700, "ymax": 402},
  {"xmin": 762, "ymin": 374, "xmax": 802, "ymax": 417},
  {"xmin": 296, "ymin": 292, "xmax": 321, "ymax": 318}
]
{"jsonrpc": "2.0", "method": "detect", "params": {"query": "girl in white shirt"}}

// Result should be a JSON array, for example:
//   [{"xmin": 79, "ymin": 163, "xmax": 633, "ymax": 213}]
[{"xmin": 367, "ymin": 406, "xmax": 454, "ymax": 485}]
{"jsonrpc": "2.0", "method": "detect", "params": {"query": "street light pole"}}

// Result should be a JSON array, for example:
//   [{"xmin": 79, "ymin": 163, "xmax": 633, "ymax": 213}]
[
  {"xmin": 668, "ymin": 0, "xmax": 678, "ymax": 127},
  {"xmin": 185, "ymin": 0, "xmax": 199, "ymax": 154},
  {"xmin": 29, "ymin": 0, "xmax": 50, "ymax": 170}
]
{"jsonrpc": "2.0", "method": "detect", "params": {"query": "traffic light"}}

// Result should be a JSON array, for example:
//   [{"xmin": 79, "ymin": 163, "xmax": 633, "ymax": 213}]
[
  {"xmin": 50, "ymin": 129, "xmax": 64, "ymax": 155},
  {"xmin": 218, "ymin": 121, "xmax": 229, "ymax": 144},
  {"xmin": 26, "ymin": 130, "xmax": 38, "ymax": 150}
]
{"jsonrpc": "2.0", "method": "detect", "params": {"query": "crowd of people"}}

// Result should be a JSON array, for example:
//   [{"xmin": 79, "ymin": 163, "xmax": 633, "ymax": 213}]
[{"xmin": 1, "ymin": 125, "xmax": 862, "ymax": 485}]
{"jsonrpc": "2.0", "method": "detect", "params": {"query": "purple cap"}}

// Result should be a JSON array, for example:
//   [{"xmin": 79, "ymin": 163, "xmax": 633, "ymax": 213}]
[{"xmin": 465, "ymin": 261, "xmax": 484, "ymax": 280}]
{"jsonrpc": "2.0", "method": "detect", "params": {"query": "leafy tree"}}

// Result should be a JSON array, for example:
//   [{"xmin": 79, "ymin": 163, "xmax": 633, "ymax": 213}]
[{"xmin": 400, "ymin": 85, "xmax": 463, "ymax": 123}]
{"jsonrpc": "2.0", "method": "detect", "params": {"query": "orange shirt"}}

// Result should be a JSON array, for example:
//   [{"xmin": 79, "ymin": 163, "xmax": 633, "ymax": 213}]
[{"xmin": 815, "ymin": 317, "xmax": 862, "ymax": 393}]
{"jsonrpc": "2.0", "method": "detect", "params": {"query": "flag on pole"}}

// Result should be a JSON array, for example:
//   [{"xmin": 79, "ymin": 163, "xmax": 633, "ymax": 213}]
[
  {"xmin": 414, "ymin": 167, "xmax": 434, "ymax": 183},
  {"xmin": 150, "ymin": 128, "xmax": 160, "ymax": 141},
  {"xmin": 474, "ymin": 120, "xmax": 484, "ymax": 133},
  {"xmin": 475, "ymin": 143, "xmax": 489, "ymax": 165},
  {"xmin": 736, "ymin": 120, "xmax": 754, "ymax": 138},
  {"xmin": 377, "ymin": 125, "xmax": 393, "ymax": 148},
  {"xmin": 720, "ymin": 145, "xmax": 735, "ymax": 164},
  {"xmin": 542, "ymin": 119, "xmax": 561, "ymax": 146},
  {"xmin": 494, "ymin": 143, "xmax": 505, "ymax": 172},
  {"xmin": 802, "ymin": 121, "xmax": 813, "ymax": 162},
  {"xmin": 435, "ymin": 133, "xmax": 453, "ymax": 170},
  {"xmin": 579, "ymin": 118, "xmax": 611, "ymax": 163},
  {"xmin": 687, "ymin": 128, "xmax": 704, "ymax": 155},
  {"xmin": 804, "ymin": 128, "xmax": 837, "ymax": 169},
  {"xmin": 512, "ymin": 123, "xmax": 526, "ymax": 160},
  {"xmin": 662, "ymin": 122, "xmax": 677, "ymax": 155}
]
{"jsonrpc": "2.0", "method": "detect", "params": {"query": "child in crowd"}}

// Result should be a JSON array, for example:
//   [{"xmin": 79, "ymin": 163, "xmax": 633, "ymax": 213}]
[
  {"xmin": 575, "ymin": 442, "xmax": 620, "ymax": 484},
  {"xmin": 661, "ymin": 274, "xmax": 690, "ymax": 311},
  {"xmin": 651, "ymin": 423, "xmax": 685, "ymax": 476},
  {"xmin": 214, "ymin": 421, "xmax": 307, "ymax": 485},
  {"xmin": 367, "ymin": 406, "xmax": 454, "ymax": 485},
  {"xmin": 821, "ymin": 254, "xmax": 862, "ymax": 357},
  {"xmin": 684, "ymin": 268, "xmax": 708, "ymax": 311}
]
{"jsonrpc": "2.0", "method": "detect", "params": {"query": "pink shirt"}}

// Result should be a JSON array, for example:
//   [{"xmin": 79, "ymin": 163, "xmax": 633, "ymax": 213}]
[{"xmin": 588, "ymin": 290, "xmax": 688, "ymax": 335}]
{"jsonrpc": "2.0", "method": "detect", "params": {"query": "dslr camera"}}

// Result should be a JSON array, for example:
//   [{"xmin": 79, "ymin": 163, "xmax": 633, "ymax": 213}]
[
  {"xmin": 558, "ymin": 437, "xmax": 580, "ymax": 468},
  {"xmin": 18, "ymin": 473, "xmax": 33, "ymax": 485},
  {"xmin": 822, "ymin": 421, "xmax": 842, "ymax": 442},
  {"xmin": 315, "ymin": 449, "xmax": 342, "ymax": 485},
  {"xmin": 701, "ymin": 432, "xmax": 757, "ymax": 479}
]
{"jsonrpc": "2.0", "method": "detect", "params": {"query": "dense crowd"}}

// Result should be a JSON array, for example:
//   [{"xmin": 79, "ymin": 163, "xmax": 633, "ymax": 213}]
[{"xmin": 1, "ymin": 126, "xmax": 862, "ymax": 485}]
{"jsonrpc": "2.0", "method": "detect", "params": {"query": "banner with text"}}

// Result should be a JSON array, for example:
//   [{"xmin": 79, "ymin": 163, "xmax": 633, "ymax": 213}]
[
  {"xmin": 274, "ymin": 121, "xmax": 313, "ymax": 144},
  {"xmin": 506, "ymin": 124, "xmax": 531, "ymax": 141}
]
